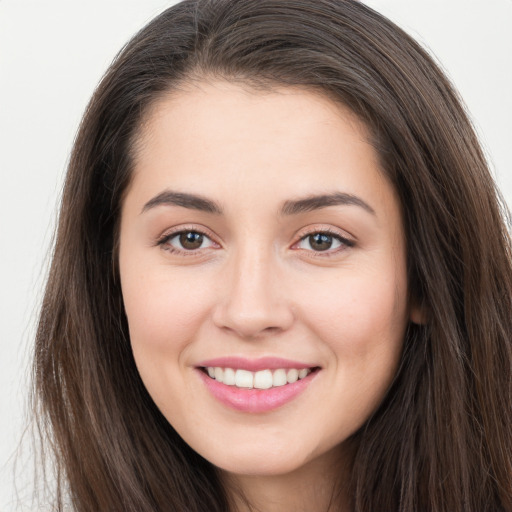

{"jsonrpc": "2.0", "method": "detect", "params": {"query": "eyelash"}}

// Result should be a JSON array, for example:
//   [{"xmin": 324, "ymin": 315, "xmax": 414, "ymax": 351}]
[
  {"xmin": 156, "ymin": 227, "xmax": 218, "ymax": 256},
  {"xmin": 293, "ymin": 228, "xmax": 355, "ymax": 257},
  {"xmin": 156, "ymin": 227, "xmax": 355, "ymax": 257}
]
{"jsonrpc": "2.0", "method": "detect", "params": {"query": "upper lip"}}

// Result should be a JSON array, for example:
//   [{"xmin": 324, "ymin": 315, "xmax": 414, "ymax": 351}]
[{"xmin": 196, "ymin": 356, "xmax": 318, "ymax": 372}]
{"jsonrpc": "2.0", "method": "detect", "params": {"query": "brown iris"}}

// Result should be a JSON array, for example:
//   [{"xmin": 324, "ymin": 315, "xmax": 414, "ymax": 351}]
[
  {"xmin": 179, "ymin": 231, "xmax": 204, "ymax": 250},
  {"xmin": 308, "ymin": 233, "xmax": 333, "ymax": 251}
]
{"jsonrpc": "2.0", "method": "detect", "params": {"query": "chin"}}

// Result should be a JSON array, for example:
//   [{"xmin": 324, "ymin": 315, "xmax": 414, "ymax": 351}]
[{"xmin": 196, "ymin": 439, "xmax": 322, "ymax": 477}]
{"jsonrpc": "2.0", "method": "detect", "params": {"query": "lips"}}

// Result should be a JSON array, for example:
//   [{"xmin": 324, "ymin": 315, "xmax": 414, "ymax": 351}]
[{"xmin": 196, "ymin": 357, "xmax": 320, "ymax": 413}]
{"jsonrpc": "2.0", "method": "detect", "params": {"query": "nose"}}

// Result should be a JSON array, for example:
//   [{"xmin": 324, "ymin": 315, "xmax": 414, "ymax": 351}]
[{"xmin": 212, "ymin": 246, "xmax": 294, "ymax": 339}]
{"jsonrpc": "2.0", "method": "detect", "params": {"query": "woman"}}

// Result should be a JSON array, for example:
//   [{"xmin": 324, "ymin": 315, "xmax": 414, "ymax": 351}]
[{"xmin": 34, "ymin": 0, "xmax": 512, "ymax": 510}]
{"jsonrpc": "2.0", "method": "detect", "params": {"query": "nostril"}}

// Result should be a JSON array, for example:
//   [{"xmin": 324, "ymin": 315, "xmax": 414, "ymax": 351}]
[{"xmin": 212, "ymin": 301, "xmax": 295, "ymax": 339}]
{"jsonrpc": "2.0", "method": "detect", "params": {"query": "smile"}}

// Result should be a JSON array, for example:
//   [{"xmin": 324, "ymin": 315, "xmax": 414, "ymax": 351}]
[
  {"xmin": 204, "ymin": 367, "xmax": 312, "ymax": 389},
  {"xmin": 196, "ymin": 359, "xmax": 321, "ymax": 413}
]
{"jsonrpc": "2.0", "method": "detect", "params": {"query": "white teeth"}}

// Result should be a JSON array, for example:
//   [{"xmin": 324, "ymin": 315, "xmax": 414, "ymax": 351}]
[
  {"xmin": 205, "ymin": 366, "xmax": 313, "ymax": 388},
  {"xmin": 286, "ymin": 368, "xmax": 299, "ymax": 383},
  {"xmin": 254, "ymin": 370, "xmax": 273, "ymax": 389},
  {"xmin": 272, "ymin": 369, "xmax": 287, "ymax": 387},
  {"xmin": 235, "ymin": 369, "xmax": 254, "ymax": 388},
  {"xmin": 223, "ymin": 367, "xmax": 236, "ymax": 386},
  {"xmin": 214, "ymin": 367, "xmax": 224, "ymax": 381},
  {"xmin": 298, "ymin": 368, "xmax": 309, "ymax": 379}
]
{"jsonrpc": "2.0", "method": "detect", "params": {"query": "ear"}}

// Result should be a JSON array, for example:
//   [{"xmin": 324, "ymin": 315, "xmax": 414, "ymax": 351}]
[{"xmin": 409, "ymin": 301, "xmax": 427, "ymax": 325}]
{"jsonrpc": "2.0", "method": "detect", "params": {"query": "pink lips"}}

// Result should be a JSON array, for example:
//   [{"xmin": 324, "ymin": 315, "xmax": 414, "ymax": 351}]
[{"xmin": 196, "ymin": 357, "xmax": 319, "ymax": 413}]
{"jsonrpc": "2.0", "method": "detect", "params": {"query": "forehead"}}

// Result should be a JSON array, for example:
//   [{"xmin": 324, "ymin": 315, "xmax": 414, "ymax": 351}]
[
  {"xmin": 124, "ymin": 82, "xmax": 401, "ymax": 231},
  {"xmin": 129, "ymin": 81, "xmax": 386, "ymax": 195}
]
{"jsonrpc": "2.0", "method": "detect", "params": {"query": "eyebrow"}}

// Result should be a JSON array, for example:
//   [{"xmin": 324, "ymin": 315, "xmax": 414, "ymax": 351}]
[
  {"xmin": 141, "ymin": 190, "xmax": 223, "ymax": 214},
  {"xmin": 280, "ymin": 192, "xmax": 375, "ymax": 216},
  {"xmin": 141, "ymin": 189, "xmax": 375, "ymax": 217}
]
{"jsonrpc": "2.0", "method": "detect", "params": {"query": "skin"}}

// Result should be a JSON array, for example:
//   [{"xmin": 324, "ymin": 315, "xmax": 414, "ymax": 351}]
[{"xmin": 119, "ymin": 81, "xmax": 421, "ymax": 511}]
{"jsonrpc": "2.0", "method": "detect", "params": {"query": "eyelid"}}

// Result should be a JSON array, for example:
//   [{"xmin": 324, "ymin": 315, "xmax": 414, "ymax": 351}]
[{"xmin": 294, "ymin": 224, "xmax": 356, "ymax": 243}]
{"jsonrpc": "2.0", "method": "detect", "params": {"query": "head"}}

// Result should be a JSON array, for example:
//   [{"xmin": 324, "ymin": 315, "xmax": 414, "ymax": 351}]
[{"xmin": 35, "ymin": 1, "xmax": 512, "ymax": 511}]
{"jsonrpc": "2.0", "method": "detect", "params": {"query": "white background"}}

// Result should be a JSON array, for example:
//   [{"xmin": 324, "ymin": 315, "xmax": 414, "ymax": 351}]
[{"xmin": 1, "ymin": 1, "xmax": 511, "ymax": 510}]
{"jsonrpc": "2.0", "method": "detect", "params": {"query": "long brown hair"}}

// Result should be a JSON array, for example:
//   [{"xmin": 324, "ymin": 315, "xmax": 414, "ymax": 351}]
[{"xmin": 34, "ymin": 1, "xmax": 512, "ymax": 510}]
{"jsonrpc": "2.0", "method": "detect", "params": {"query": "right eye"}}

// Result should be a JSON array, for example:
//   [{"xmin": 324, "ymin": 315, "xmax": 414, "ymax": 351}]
[
  {"xmin": 296, "ymin": 232, "xmax": 345, "ymax": 252},
  {"xmin": 158, "ymin": 230, "xmax": 217, "ymax": 254}
]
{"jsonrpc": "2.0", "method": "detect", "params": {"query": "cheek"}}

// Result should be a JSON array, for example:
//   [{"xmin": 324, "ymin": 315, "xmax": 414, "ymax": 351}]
[
  {"xmin": 301, "ymin": 265, "xmax": 409, "ymax": 394},
  {"xmin": 307, "ymin": 268, "xmax": 406, "ymax": 334},
  {"xmin": 121, "ymin": 268, "xmax": 213, "ymax": 363},
  {"xmin": 298, "ymin": 270, "xmax": 408, "ymax": 440},
  {"xmin": 120, "ymin": 268, "xmax": 217, "ymax": 423}
]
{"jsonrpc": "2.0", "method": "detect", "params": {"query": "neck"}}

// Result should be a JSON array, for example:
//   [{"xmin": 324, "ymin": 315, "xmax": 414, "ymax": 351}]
[{"xmin": 221, "ymin": 443, "xmax": 353, "ymax": 512}]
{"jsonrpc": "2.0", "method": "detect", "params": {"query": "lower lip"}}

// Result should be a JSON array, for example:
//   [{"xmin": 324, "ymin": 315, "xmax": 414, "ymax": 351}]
[{"xmin": 197, "ymin": 369, "xmax": 319, "ymax": 413}]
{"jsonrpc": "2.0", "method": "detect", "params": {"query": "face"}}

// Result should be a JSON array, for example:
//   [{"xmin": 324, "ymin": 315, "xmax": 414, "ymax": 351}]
[{"xmin": 119, "ymin": 81, "xmax": 417, "ymax": 477}]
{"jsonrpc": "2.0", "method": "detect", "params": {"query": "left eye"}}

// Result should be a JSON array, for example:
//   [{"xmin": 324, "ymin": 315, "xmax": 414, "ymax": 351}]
[
  {"xmin": 296, "ymin": 232, "xmax": 345, "ymax": 252},
  {"xmin": 165, "ymin": 231, "xmax": 215, "ymax": 251}
]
